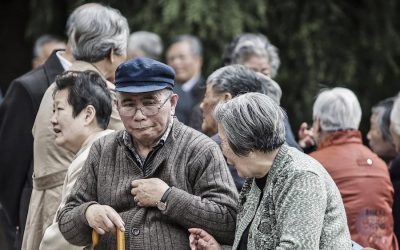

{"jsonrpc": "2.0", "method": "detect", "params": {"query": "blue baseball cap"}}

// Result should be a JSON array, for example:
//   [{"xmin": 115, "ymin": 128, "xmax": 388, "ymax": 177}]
[{"xmin": 115, "ymin": 57, "xmax": 175, "ymax": 93}]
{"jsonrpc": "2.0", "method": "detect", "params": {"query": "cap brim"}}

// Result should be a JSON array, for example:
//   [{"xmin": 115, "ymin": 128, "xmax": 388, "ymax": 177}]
[{"xmin": 116, "ymin": 82, "xmax": 172, "ymax": 93}]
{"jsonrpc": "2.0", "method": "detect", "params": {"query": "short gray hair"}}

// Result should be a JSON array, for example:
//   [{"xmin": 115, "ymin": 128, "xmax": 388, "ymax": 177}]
[
  {"xmin": 207, "ymin": 64, "xmax": 282, "ymax": 104},
  {"xmin": 372, "ymin": 97, "xmax": 395, "ymax": 142},
  {"xmin": 313, "ymin": 87, "xmax": 362, "ymax": 131},
  {"xmin": 33, "ymin": 34, "xmax": 65, "ymax": 58},
  {"xmin": 390, "ymin": 94, "xmax": 400, "ymax": 136},
  {"xmin": 68, "ymin": 4, "xmax": 129, "ymax": 62},
  {"xmin": 128, "ymin": 31, "xmax": 163, "ymax": 59},
  {"xmin": 170, "ymin": 35, "xmax": 202, "ymax": 56},
  {"xmin": 224, "ymin": 33, "xmax": 280, "ymax": 78},
  {"xmin": 214, "ymin": 92, "xmax": 286, "ymax": 156}
]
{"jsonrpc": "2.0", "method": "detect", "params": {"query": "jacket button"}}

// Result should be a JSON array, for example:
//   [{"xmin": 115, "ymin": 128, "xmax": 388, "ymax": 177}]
[{"xmin": 131, "ymin": 227, "xmax": 140, "ymax": 236}]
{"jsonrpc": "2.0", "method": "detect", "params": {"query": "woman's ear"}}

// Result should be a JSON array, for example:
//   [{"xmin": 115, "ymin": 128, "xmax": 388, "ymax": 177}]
[
  {"xmin": 84, "ymin": 105, "xmax": 96, "ymax": 125},
  {"xmin": 221, "ymin": 92, "xmax": 232, "ymax": 101}
]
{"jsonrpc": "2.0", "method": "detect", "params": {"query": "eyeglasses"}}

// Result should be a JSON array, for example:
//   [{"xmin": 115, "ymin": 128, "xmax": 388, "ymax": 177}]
[{"xmin": 118, "ymin": 93, "xmax": 172, "ymax": 117}]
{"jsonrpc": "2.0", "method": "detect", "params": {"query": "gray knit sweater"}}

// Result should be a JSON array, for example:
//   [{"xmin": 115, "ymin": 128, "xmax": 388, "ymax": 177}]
[
  {"xmin": 57, "ymin": 120, "xmax": 239, "ymax": 249},
  {"xmin": 231, "ymin": 145, "xmax": 352, "ymax": 250}
]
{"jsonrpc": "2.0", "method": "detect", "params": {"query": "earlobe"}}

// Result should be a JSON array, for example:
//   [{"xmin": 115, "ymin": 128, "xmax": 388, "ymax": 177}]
[
  {"xmin": 171, "ymin": 94, "xmax": 179, "ymax": 108},
  {"xmin": 223, "ymin": 92, "xmax": 232, "ymax": 101},
  {"xmin": 84, "ymin": 105, "xmax": 96, "ymax": 125}
]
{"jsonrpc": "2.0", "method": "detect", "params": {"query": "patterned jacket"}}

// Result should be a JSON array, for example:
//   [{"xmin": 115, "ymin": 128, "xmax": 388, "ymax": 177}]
[{"xmin": 231, "ymin": 145, "xmax": 352, "ymax": 250}]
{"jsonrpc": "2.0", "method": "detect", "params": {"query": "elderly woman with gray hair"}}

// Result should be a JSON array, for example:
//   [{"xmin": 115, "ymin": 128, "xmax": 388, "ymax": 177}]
[
  {"xmin": 222, "ymin": 33, "xmax": 300, "ymax": 151},
  {"xmin": 190, "ymin": 92, "xmax": 351, "ymax": 249},
  {"xmin": 299, "ymin": 87, "xmax": 398, "ymax": 250},
  {"xmin": 223, "ymin": 33, "xmax": 280, "ymax": 78}
]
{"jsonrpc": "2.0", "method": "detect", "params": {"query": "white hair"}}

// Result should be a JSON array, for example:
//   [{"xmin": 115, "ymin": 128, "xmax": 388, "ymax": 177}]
[
  {"xmin": 214, "ymin": 92, "xmax": 286, "ymax": 156},
  {"xmin": 68, "ymin": 4, "xmax": 129, "ymax": 63},
  {"xmin": 313, "ymin": 87, "xmax": 362, "ymax": 131},
  {"xmin": 390, "ymin": 93, "xmax": 400, "ymax": 135},
  {"xmin": 128, "ymin": 31, "xmax": 163, "ymax": 59}
]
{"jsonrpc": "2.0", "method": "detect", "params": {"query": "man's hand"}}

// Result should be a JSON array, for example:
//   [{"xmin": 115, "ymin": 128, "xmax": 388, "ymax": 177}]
[
  {"xmin": 298, "ymin": 122, "xmax": 315, "ymax": 148},
  {"xmin": 188, "ymin": 228, "xmax": 222, "ymax": 250},
  {"xmin": 85, "ymin": 204, "xmax": 125, "ymax": 235},
  {"xmin": 131, "ymin": 178, "xmax": 169, "ymax": 207}
]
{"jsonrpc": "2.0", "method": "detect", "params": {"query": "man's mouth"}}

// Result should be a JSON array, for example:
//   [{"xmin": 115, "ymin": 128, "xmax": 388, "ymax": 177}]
[{"xmin": 53, "ymin": 128, "xmax": 61, "ymax": 134}]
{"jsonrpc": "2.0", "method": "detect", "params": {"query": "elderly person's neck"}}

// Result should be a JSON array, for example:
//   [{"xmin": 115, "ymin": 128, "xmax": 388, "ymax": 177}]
[{"xmin": 249, "ymin": 148, "xmax": 280, "ymax": 178}]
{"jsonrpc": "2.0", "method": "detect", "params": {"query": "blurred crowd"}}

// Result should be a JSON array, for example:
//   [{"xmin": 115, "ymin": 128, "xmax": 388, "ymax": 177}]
[{"xmin": 0, "ymin": 3, "xmax": 399, "ymax": 250}]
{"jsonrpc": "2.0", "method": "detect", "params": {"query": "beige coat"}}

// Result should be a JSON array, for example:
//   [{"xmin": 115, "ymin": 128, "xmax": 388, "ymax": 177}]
[
  {"xmin": 22, "ymin": 61, "xmax": 124, "ymax": 250},
  {"xmin": 39, "ymin": 129, "xmax": 114, "ymax": 250}
]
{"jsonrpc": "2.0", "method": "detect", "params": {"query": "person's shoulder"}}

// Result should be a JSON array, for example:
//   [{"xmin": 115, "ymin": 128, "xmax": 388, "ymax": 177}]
[
  {"xmin": 281, "ymin": 146, "xmax": 329, "ymax": 178},
  {"xmin": 10, "ymin": 66, "xmax": 46, "ymax": 89},
  {"xmin": 96, "ymin": 130, "xmax": 122, "ymax": 145}
]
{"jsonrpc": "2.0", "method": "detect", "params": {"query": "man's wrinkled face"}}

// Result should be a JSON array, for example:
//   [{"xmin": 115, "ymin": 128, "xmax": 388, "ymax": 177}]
[
  {"xmin": 166, "ymin": 41, "xmax": 202, "ymax": 84},
  {"xmin": 117, "ymin": 90, "xmax": 178, "ymax": 146}
]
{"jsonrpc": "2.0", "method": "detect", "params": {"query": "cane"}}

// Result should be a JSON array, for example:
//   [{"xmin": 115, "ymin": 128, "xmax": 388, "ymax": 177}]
[{"xmin": 92, "ymin": 228, "xmax": 125, "ymax": 250}]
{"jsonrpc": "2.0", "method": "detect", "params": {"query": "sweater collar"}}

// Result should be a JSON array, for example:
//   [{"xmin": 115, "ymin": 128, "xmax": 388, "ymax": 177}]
[{"xmin": 317, "ymin": 130, "xmax": 362, "ymax": 150}]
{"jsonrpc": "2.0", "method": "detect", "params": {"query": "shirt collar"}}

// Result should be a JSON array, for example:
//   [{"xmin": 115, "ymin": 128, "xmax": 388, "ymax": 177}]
[
  {"xmin": 122, "ymin": 118, "xmax": 174, "ymax": 163},
  {"xmin": 181, "ymin": 74, "xmax": 200, "ymax": 92},
  {"xmin": 56, "ymin": 51, "xmax": 72, "ymax": 70}
]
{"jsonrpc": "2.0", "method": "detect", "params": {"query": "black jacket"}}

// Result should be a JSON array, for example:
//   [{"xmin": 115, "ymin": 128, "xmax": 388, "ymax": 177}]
[{"xmin": 0, "ymin": 50, "xmax": 64, "ymax": 244}]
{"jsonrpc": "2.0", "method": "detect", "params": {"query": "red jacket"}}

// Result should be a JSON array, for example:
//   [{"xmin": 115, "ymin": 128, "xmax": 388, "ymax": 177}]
[{"xmin": 310, "ymin": 130, "xmax": 398, "ymax": 250}]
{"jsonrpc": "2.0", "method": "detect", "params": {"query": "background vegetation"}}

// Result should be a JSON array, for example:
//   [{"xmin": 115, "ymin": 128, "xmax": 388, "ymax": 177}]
[{"xmin": 1, "ymin": 0, "xmax": 399, "ymax": 139}]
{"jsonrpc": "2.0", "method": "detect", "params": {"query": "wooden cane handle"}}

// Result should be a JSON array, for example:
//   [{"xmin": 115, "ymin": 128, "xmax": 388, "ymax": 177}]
[
  {"xmin": 92, "ymin": 230, "xmax": 99, "ymax": 247},
  {"xmin": 92, "ymin": 229, "xmax": 125, "ymax": 249},
  {"xmin": 117, "ymin": 229, "xmax": 125, "ymax": 250}
]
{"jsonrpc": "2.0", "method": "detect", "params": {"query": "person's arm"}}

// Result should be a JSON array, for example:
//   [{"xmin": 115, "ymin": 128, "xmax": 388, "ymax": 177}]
[
  {"xmin": 274, "ymin": 171, "xmax": 327, "ymax": 249},
  {"xmin": 56, "ymin": 141, "xmax": 102, "ymax": 246},
  {"xmin": 161, "ymin": 145, "xmax": 239, "ymax": 245}
]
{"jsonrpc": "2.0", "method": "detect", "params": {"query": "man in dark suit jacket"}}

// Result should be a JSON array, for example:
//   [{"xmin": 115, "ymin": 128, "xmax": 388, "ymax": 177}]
[
  {"xmin": 0, "ymin": 50, "xmax": 66, "ymax": 249},
  {"xmin": 166, "ymin": 35, "xmax": 205, "ymax": 130}
]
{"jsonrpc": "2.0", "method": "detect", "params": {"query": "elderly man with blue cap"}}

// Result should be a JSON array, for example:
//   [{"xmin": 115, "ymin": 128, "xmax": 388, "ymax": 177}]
[{"xmin": 57, "ymin": 57, "xmax": 238, "ymax": 249}]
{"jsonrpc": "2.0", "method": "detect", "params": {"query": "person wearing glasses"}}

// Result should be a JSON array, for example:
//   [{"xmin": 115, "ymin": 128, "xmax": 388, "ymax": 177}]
[{"xmin": 57, "ymin": 57, "xmax": 239, "ymax": 249}]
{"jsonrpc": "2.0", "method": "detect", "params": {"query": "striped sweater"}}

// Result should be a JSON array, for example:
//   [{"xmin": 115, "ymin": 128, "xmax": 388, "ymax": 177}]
[{"xmin": 57, "ymin": 120, "xmax": 239, "ymax": 249}]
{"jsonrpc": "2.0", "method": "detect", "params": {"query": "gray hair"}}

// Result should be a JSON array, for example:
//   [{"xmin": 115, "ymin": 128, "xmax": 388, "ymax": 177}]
[
  {"xmin": 128, "ymin": 31, "xmax": 163, "ymax": 59},
  {"xmin": 170, "ymin": 35, "xmax": 202, "ymax": 56},
  {"xmin": 372, "ymin": 97, "xmax": 396, "ymax": 142},
  {"xmin": 390, "ymin": 94, "xmax": 400, "ymax": 136},
  {"xmin": 225, "ymin": 33, "xmax": 280, "ymax": 78},
  {"xmin": 313, "ymin": 87, "xmax": 362, "ymax": 131},
  {"xmin": 214, "ymin": 92, "xmax": 286, "ymax": 156},
  {"xmin": 33, "ymin": 34, "xmax": 65, "ymax": 58},
  {"xmin": 67, "ymin": 4, "xmax": 129, "ymax": 62},
  {"xmin": 207, "ymin": 64, "xmax": 282, "ymax": 104}
]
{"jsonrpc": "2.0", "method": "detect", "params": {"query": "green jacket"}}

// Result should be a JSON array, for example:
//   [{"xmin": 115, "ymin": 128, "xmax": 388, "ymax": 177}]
[{"xmin": 232, "ymin": 145, "xmax": 352, "ymax": 250}]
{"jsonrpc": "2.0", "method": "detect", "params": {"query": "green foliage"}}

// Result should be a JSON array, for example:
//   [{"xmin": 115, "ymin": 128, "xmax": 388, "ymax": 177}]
[{"xmin": 25, "ymin": 0, "xmax": 400, "ymax": 137}]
